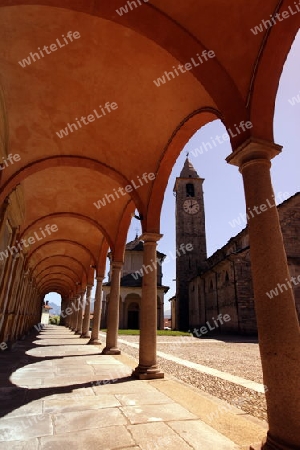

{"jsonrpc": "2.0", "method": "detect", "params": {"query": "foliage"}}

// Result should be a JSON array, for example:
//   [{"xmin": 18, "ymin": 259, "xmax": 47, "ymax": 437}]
[{"xmin": 49, "ymin": 315, "xmax": 60, "ymax": 325}]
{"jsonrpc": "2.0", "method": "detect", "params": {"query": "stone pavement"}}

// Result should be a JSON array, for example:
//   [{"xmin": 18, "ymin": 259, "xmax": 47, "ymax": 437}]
[{"xmin": 0, "ymin": 326, "xmax": 267, "ymax": 449}]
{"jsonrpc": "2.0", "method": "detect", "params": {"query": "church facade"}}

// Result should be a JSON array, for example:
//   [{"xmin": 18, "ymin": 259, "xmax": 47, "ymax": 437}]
[
  {"xmin": 172, "ymin": 159, "xmax": 300, "ymax": 333},
  {"xmin": 102, "ymin": 236, "xmax": 169, "ymax": 330}
]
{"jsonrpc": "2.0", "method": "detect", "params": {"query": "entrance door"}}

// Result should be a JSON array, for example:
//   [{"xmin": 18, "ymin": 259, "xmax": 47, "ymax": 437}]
[{"xmin": 128, "ymin": 310, "xmax": 139, "ymax": 329}]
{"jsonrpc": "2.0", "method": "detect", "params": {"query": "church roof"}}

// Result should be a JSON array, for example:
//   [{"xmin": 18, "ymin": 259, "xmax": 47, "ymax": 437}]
[
  {"xmin": 104, "ymin": 273, "xmax": 143, "ymax": 288},
  {"xmin": 103, "ymin": 273, "xmax": 170, "ymax": 292},
  {"xmin": 180, "ymin": 157, "xmax": 200, "ymax": 179},
  {"xmin": 125, "ymin": 235, "xmax": 144, "ymax": 251},
  {"xmin": 125, "ymin": 234, "xmax": 165, "ymax": 258}
]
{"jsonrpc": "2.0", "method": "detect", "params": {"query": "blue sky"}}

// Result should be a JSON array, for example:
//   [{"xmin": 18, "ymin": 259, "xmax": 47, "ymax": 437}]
[{"xmin": 47, "ymin": 31, "xmax": 300, "ymax": 311}]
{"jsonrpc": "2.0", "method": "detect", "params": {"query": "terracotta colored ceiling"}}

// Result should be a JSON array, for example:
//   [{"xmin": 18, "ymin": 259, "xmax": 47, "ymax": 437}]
[{"xmin": 0, "ymin": 0, "xmax": 298, "ymax": 298}]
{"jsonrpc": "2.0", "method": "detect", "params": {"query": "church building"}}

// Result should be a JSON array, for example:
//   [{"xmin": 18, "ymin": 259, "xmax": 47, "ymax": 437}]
[
  {"xmin": 172, "ymin": 158, "xmax": 300, "ymax": 333},
  {"xmin": 102, "ymin": 235, "xmax": 169, "ymax": 330}
]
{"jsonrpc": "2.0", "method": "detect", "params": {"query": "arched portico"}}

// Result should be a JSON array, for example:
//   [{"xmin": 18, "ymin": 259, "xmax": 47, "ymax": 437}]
[{"xmin": 0, "ymin": 2, "xmax": 299, "ymax": 448}]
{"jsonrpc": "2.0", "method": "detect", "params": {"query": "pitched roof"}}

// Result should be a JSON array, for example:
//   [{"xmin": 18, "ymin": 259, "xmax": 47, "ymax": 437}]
[{"xmin": 180, "ymin": 158, "xmax": 200, "ymax": 179}]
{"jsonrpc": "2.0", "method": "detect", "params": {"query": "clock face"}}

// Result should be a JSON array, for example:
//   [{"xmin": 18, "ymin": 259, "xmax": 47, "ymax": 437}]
[{"xmin": 183, "ymin": 199, "xmax": 200, "ymax": 215}]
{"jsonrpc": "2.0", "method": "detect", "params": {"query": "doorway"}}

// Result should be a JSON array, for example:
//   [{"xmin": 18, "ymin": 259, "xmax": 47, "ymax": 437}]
[{"xmin": 127, "ymin": 302, "xmax": 139, "ymax": 329}]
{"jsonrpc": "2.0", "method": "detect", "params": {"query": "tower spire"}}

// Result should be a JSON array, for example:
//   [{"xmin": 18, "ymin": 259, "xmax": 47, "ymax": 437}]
[{"xmin": 180, "ymin": 157, "xmax": 200, "ymax": 179}]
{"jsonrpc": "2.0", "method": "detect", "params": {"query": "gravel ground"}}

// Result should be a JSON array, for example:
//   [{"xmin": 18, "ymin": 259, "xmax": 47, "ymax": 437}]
[
  {"xmin": 119, "ymin": 335, "xmax": 263, "ymax": 382},
  {"xmin": 117, "ymin": 335, "xmax": 268, "ymax": 422}
]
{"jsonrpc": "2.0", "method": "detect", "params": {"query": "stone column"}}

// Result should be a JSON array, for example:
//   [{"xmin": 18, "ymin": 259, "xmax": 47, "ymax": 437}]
[
  {"xmin": 0, "ymin": 228, "xmax": 18, "ymax": 342},
  {"xmin": 73, "ymin": 294, "xmax": 80, "ymax": 333},
  {"xmin": 75, "ymin": 291, "xmax": 85, "ymax": 335},
  {"xmin": 26, "ymin": 283, "xmax": 35, "ymax": 330},
  {"xmin": 227, "ymin": 139, "xmax": 300, "ymax": 450},
  {"xmin": 64, "ymin": 299, "xmax": 70, "ymax": 328},
  {"xmin": 0, "ymin": 228, "xmax": 18, "ymax": 309},
  {"xmin": 0, "ymin": 198, "xmax": 10, "ymax": 245},
  {"xmin": 70, "ymin": 297, "xmax": 77, "ymax": 331},
  {"xmin": 100, "ymin": 292, "xmax": 107, "ymax": 329},
  {"xmin": 32, "ymin": 291, "xmax": 41, "ymax": 328},
  {"xmin": 67, "ymin": 299, "xmax": 74, "ymax": 329},
  {"xmin": 133, "ymin": 233, "xmax": 164, "ymax": 379},
  {"xmin": 17, "ymin": 276, "xmax": 31, "ymax": 336},
  {"xmin": 12, "ymin": 270, "xmax": 28, "ymax": 339},
  {"xmin": 0, "ymin": 253, "xmax": 18, "ymax": 343},
  {"xmin": 10, "ymin": 258, "xmax": 27, "ymax": 341},
  {"xmin": 89, "ymin": 277, "xmax": 104, "ymax": 344},
  {"xmin": 3, "ymin": 254, "xmax": 24, "ymax": 343},
  {"xmin": 60, "ymin": 299, "xmax": 67, "ymax": 326},
  {"xmin": 81, "ymin": 285, "xmax": 92, "ymax": 338},
  {"xmin": 102, "ymin": 262, "xmax": 122, "ymax": 355},
  {"xmin": 23, "ymin": 280, "xmax": 33, "ymax": 332}
]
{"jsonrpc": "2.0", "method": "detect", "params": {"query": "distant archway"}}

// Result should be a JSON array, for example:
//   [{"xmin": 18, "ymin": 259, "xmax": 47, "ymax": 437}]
[{"xmin": 127, "ymin": 302, "xmax": 140, "ymax": 330}]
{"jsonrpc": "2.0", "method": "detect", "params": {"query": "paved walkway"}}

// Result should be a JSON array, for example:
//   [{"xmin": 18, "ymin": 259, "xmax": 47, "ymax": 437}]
[{"xmin": 0, "ymin": 326, "xmax": 267, "ymax": 449}]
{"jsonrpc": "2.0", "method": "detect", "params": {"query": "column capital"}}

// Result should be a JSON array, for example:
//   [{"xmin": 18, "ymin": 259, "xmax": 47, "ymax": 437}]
[
  {"xmin": 86, "ymin": 284, "xmax": 93, "ymax": 295},
  {"xmin": 226, "ymin": 138, "xmax": 282, "ymax": 171},
  {"xmin": 96, "ymin": 276, "xmax": 104, "ymax": 282},
  {"xmin": 140, "ymin": 232, "xmax": 163, "ymax": 243}
]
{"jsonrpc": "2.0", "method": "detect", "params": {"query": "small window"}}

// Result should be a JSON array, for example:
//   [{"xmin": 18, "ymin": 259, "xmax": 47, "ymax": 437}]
[
  {"xmin": 209, "ymin": 280, "xmax": 213, "ymax": 291},
  {"xmin": 186, "ymin": 183, "xmax": 195, "ymax": 197},
  {"xmin": 225, "ymin": 271, "xmax": 229, "ymax": 283}
]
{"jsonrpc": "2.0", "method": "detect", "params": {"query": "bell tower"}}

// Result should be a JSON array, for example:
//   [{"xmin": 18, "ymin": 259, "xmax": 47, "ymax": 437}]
[{"xmin": 173, "ymin": 158, "xmax": 207, "ymax": 330}]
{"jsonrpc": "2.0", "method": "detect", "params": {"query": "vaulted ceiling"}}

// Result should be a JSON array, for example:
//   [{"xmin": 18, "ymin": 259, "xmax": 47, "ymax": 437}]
[{"xmin": 0, "ymin": 0, "xmax": 298, "ymax": 298}]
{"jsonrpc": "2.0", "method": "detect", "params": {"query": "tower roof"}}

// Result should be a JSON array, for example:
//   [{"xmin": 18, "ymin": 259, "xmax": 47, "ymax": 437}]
[{"xmin": 180, "ymin": 158, "xmax": 200, "ymax": 179}]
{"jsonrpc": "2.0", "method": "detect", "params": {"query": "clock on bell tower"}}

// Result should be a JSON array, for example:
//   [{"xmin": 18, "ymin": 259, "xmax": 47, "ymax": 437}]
[{"xmin": 173, "ymin": 158, "xmax": 207, "ymax": 330}]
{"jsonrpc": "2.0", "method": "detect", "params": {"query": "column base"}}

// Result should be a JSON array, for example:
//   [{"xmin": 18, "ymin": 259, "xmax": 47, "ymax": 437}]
[
  {"xmin": 88, "ymin": 339, "xmax": 102, "ymax": 345},
  {"xmin": 75, "ymin": 331, "xmax": 82, "ymax": 335},
  {"xmin": 250, "ymin": 443, "xmax": 264, "ymax": 450},
  {"xmin": 80, "ymin": 333, "xmax": 91, "ymax": 338},
  {"xmin": 132, "ymin": 364, "xmax": 164, "ymax": 380},
  {"xmin": 251, "ymin": 434, "xmax": 300, "ymax": 450},
  {"xmin": 101, "ymin": 346, "xmax": 121, "ymax": 355}
]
